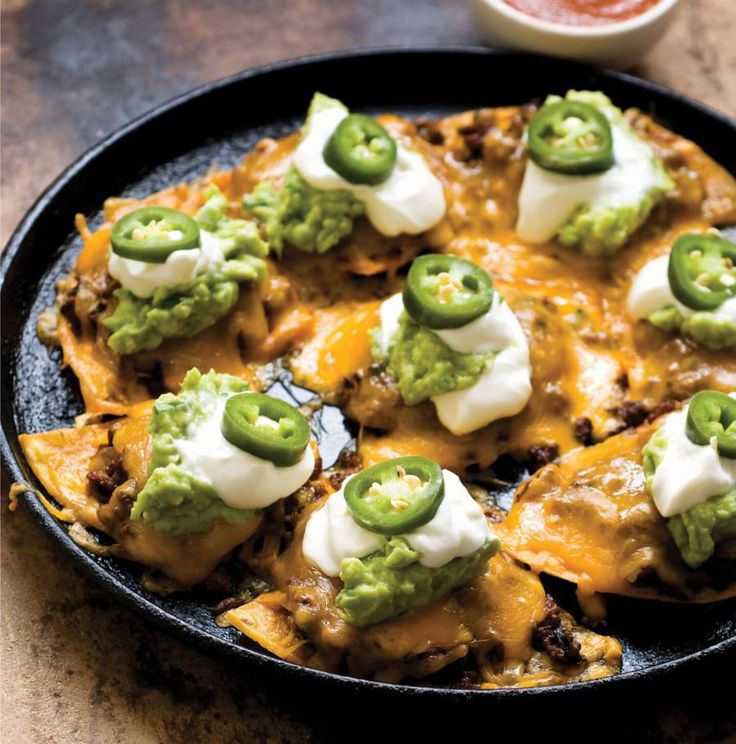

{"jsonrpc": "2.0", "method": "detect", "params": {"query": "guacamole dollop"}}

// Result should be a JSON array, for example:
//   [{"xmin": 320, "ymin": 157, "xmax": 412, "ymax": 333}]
[
  {"xmin": 337, "ymin": 536, "xmax": 500, "ymax": 626},
  {"xmin": 642, "ymin": 425, "xmax": 736, "ymax": 567},
  {"xmin": 131, "ymin": 369, "xmax": 257, "ymax": 535},
  {"xmin": 668, "ymin": 490, "xmax": 736, "ymax": 569},
  {"xmin": 243, "ymin": 93, "xmax": 365, "ymax": 255},
  {"xmin": 378, "ymin": 312, "xmax": 492, "ymax": 406},
  {"xmin": 244, "ymin": 166, "xmax": 364, "ymax": 256},
  {"xmin": 648, "ymin": 305, "xmax": 736, "ymax": 350},
  {"xmin": 105, "ymin": 186, "xmax": 267, "ymax": 355},
  {"xmin": 552, "ymin": 91, "xmax": 674, "ymax": 258}
]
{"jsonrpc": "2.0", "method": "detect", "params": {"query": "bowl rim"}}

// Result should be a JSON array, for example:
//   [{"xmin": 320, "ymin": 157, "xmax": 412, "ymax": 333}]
[{"xmin": 475, "ymin": 0, "xmax": 681, "ymax": 38}]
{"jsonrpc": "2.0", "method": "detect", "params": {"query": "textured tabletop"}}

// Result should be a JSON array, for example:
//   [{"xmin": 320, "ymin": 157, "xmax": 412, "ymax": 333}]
[{"xmin": 2, "ymin": 1, "xmax": 735, "ymax": 741}]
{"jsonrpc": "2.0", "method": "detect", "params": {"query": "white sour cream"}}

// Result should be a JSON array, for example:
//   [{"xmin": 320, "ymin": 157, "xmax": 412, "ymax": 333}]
[
  {"xmin": 627, "ymin": 253, "xmax": 736, "ymax": 322},
  {"xmin": 716, "ymin": 299, "xmax": 736, "ymax": 324},
  {"xmin": 301, "ymin": 483, "xmax": 382, "ymax": 577},
  {"xmin": 432, "ymin": 344, "xmax": 532, "ymax": 436},
  {"xmin": 434, "ymin": 292, "xmax": 520, "ymax": 354},
  {"xmin": 517, "ymin": 124, "xmax": 662, "ymax": 244},
  {"xmin": 176, "ymin": 398, "xmax": 315, "ymax": 511},
  {"xmin": 377, "ymin": 292, "xmax": 532, "ymax": 435},
  {"xmin": 302, "ymin": 469, "xmax": 493, "ymax": 577},
  {"xmin": 650, "ymin": 403, "xmax": 736, "ymax": 518},
  {"xmin": 108, "ymin": 230, "xmax": 225, "ymax": 299},
  {"xmin": 292, "ymin": 107, "xmax": 446, "ymax": 237},
  {"xmin": 374, "ymin": 292, "xmax": 404, "ymax": 355}
]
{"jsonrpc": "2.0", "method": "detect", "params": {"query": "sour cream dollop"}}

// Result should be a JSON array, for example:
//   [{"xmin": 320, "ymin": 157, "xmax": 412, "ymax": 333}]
[
  {"xmin": 517, "ymin": 124, "xmax": 662, "ymax": 244},
  {"xmin": 176, "ymin": 398, "xmax": 315, "ymax": 510},
  {"xmin": 377, "ymin": 292, "xmax": 532, "ymax": 435},
  {"xmin": 108, "ymin": 230, "xmax": 225, "ymax": 299},
  {"xmin": 292, "ymin": 106, "xmax": 446, "ymax": 237},
  {"xmin": 627, "ymin": 253, "xmax": 736, "ymax": 322},
  {"xmin": 650, "ymin": 403, "xmax": 736, "ymax": 518},
  {"xmin": 302, "ymin": 469, "xmax": 493, "ymax": 577}
]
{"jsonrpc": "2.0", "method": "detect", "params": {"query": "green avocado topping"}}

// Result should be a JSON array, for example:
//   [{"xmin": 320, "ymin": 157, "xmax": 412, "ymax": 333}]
[
  {"xmin": 647, "ymin": 304, "xmax": 736, "ymax": 350},
  {"xmin": 336, "ymin": 536, "xmax": 500, "ymax": 627},
  {"xmin": 667, "ymin": 490, "xmax": 736, "ymax": 569},
  {"xmin": 376, "ymin": 311, "xmax": 493, "ymax": 406},
  {"xmin": 642, "ymin": 422, "xmax": 736, "ymax": 567},
  {"xmin": 105, "ymin": 186, "xmax": 267, "ymax": 355},
  {"xmin": 548, "ymin": 91, "xmax": 673, "ymax": 258},
  {"xmin": 301, "ymin": 92, "xmax": 349, "ymax": 138},
  {"xmin": 130, "ymin": 369, "xmax": 257, "ymax": 535},
  {"xmin": 641, "ymin": 425, "xmax": 669, "ymax": 490},
  {"xmin": 194, "ymin": 185, "xmax": 270, "ymax": 257},
  {"xmin": 244, "ymin": 167, "xmax": 364, "ymax": 255},
  {"xmin": 243, "ymin": 93, "xmax": 365, "ymax": 255}
]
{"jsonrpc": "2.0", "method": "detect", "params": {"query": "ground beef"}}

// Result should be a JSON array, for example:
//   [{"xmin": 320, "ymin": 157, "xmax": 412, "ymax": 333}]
[
  {"xmin": 647, "ymin": 399, "xmax": 677, "ymax": 423},
  {"xmin": 58, "ymin": 273, "xmax": 118, "ymax": 337},
  {"xmin": 334, "ymin": 449, "xmax": 362, "ymax": 470},
  {"xmin": 457, "ymin": 121, "xmax": 488, "ymax": 160},
  {"xmin": 86, "ymin": 456, "xmax": 126, "ymax": 503},
  {"xmin": 328, "ymin": 449, "xmax": 363, "ymax": 491},
  {"xmin": 611, "ymin": 400, "xmax": 649, "ymax": 434},
  {"xmin": 415, "ymin": 117, "xmax": 445, "ymax": 146},
  {"xmin": 58, "ymin": 282, "xmax": 82, "ymax": 337},
  {"xmin": 87, "ymin": 298, "xmax": 108, "ymax": 329},
  {"xmin": 340, "ymin": 365, "xmax": 401, "ymax": 431},
  {"xmin": 97, "ymin": 479, "xmax": 138, "ymax": 529},
  {"xmin": 533, "ymin": 595, "xmax": 582, "ymax": 665},
  {"xmin": 99, "ymin": 273, "xmax": 119, "ymax": 299},
  {"xmin": 138, "ymin": 362, "xmax": 168, "ymax": 399},
  {"xmin": 456, "ymin": 671, "xmax": 482, "ymax": 689},
  {"xmin": 86, "ymin": 274, "xmax": 118, "ymax": 328},
  {"xmin": 527, "ymin": 443, "xmax": 560, "ymax": 473},
  {"xmin": 279, "ymin": 445, "xmax": 333, "ymax": 528},
  {"xmin": 574, "ymin": 417, "xmax": 595, "ymax": 446},
  {"xmin": 285, "ymin": 479, "xmax": 329, "ymax": 528},
  {"xmin": 208, "ymin": 569, "xmax": 270, "ymax": 614}
]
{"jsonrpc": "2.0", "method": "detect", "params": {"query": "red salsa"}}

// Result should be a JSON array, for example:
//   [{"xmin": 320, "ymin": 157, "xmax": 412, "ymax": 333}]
[{"xmin": 503, "ymin": 0, "xmax": 662, "ymax": 26}]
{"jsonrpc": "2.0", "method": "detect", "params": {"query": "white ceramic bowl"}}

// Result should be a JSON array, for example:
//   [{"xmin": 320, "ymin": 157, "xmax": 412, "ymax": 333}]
[{"xmin": 470, "ymin": 0, "xmax": 681, "ymax": 68}]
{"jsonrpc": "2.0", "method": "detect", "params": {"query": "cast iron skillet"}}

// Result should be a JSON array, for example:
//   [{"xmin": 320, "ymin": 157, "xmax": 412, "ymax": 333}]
[{"xmin": 2, "ymin": 48, "xmax": 735, "ymax": 704}]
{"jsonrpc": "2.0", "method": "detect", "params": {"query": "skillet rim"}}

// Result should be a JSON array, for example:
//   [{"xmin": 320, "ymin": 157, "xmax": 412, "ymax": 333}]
[{"xmin": 2, "ymin": 45, "xmax": 735, "ymax": 701}]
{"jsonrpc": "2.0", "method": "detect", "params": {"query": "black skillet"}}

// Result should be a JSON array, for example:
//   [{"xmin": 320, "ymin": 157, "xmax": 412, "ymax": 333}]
[{"xmin": 2, "ymin": 48, "xmax": 735, "ymax": 711}]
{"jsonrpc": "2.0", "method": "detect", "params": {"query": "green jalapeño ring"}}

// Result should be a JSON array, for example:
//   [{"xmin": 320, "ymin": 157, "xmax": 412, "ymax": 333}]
[
  {"xmin": 221, "ymin": 393, "xmax": 312, "ymax": 467},
  {"xmin": 344, "ymin": 456, "xmax": 445, "ymax": 535},
  {"xmin": 111, "ymin": 206, "xmax": 201, "ymax": 263}
]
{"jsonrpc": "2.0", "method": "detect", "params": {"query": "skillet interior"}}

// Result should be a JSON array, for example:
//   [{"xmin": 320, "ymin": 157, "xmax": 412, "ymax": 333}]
[{"xmin": 2, "ymin": 48, "xmax": 735, "ymax": 700}]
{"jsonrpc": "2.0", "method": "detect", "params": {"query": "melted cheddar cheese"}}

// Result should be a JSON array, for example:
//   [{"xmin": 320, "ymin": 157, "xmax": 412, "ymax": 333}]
[
  {"xmin": 17, "ymin": 98, "xmax": 736, "ymax": 688},
  {"xmin": 225, "ymin": 495, "xmax": 621, "ymax": 684},
  {"xmin": 496, "ymin": 419, "xmax": 736, "ymax": 602},
  {"xmin": 19, "ymin": 423, "xmax": 114, "ymax": 529},
  {"xmin": 20, "ymin": 406, "xmax": 262, "ymax": 587},
  {"xmin": 51, "ymin": 106, "xmax": 736, "ymax": 470}
]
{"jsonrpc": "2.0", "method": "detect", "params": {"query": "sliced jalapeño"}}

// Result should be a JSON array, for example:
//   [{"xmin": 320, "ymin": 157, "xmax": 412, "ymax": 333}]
[
  {"xmin": 111, "ymin": 206, "xmax": 201, "ymax": 263},
  {"xmin": 344, "ymin": 456, "xmax": 445, "ymax": 535},
  {"xmin": 403, "ymin": 254, "xmax": 494, "ymax": 330},
  {"xmin": 221, "ymin": 393, "xmax": 311, "ymax": 467}
]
